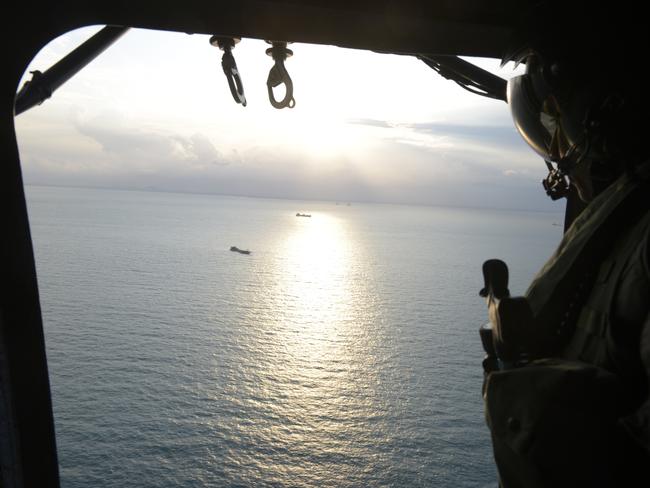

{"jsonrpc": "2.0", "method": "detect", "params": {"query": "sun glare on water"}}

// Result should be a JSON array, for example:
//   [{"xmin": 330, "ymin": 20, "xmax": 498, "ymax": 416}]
[{"xmin": 275, "ymin": 213, "xmax": 354, "ymax": 357}]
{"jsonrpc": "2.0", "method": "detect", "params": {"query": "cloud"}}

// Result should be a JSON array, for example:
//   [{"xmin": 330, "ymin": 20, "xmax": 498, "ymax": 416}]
[
  {"xmin": 17, "ymin": 108, "xmax": 555, "ymax": 211},
  {"xmin": 405, "ymin": 122, "xmax": 525, "ymax": 149},
  {"xmin": 185, "ymin": 133, "xmax": 226, "ymax": 167},
  {"xmin": 346, "ymin": 118, "xmax": 394, "ymax": 129},
  {"xmin": 74, "ymin": 117, "xmax": 228, "ymax": 170},
  {"xmin": 344, "ymin": 118, "xmax": 537, "ymax": 172},
  {"xmin": 352, "ymin": 119, "xmax": 544, "ymax": 183},
  {"xmin": 348, "ymin": 118, "xmax": 526, "ymax": 148}
]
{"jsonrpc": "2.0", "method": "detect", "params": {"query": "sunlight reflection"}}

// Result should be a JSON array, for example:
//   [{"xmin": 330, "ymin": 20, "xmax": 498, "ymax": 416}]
[
  {"xmin": 211, "ymin": 209, "xmax": 391, "ymax": 481},
  {"xmin": 275, "ymin": 213, "xmax": 352, "ymax": 363}
]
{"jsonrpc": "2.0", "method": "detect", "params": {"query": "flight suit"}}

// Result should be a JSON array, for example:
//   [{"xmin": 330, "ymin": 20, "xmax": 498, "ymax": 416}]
[{"xmin": 483, "ymin": 170, "xmax": 650, "ymax": 487}]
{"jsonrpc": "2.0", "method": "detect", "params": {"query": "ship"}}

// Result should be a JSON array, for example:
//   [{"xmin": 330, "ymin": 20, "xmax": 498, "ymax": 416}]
[{"xmin": 230, "ymin": 246, "xmax": 251, "ymax": 254}]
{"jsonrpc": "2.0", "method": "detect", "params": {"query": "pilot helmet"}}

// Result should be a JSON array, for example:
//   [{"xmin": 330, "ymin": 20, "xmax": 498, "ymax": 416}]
[
  {"xmin": 507, "ymin": 54, "xmax": 575, "ymax": 164},
  {"xmin": 502, "ymin": 4, "xmax": 647, "ymax": 199}
]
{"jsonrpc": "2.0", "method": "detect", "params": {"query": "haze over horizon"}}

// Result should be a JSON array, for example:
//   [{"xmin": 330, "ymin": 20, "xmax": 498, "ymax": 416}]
[{"xmin": 16, "ymin": 26, "xmax": 561, "ymax": 212}]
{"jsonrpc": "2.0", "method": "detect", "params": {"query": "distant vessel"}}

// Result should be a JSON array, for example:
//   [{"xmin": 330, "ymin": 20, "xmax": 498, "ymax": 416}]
[
  {"xmin": 296, "ymin": 213, "xmax": 311, "ymax": 217},
  {"xmin": 230, "ymin": 246, "xmax": 251, "ymax": 255}
]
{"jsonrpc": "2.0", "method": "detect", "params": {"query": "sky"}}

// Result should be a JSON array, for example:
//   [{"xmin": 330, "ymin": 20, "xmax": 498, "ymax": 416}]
[{"xmin": 14, "ymin": 26, "xmax": 561, "ymax": 211}]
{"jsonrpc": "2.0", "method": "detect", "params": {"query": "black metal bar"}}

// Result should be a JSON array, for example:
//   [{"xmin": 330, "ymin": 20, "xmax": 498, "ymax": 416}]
[
  {"xmin": 1, "ymin": 97, "xmax": 61, "ymax": 487},
  {"xmin": 420, "ymin": 55, "xmax": 507, "ymax": 102},
  {"xmin": 14, "ymin": 26, "xmax": 130, "ymax": 116}
]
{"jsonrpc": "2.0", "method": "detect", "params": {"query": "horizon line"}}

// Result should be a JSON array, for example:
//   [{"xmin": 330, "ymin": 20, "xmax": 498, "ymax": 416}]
[{"xmin": 23, "ymin": 182, "xmax": 564, "ymax": 215}]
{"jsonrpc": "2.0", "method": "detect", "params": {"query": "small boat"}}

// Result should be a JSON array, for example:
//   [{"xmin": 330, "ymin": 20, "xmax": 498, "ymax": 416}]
[
  {"xmin": 230, "ymin": 246, "xmax": 251, "ymax": 255},
  {"xmin": 296, "ymin": 213, "xmax": 311, "ymax": 217}
]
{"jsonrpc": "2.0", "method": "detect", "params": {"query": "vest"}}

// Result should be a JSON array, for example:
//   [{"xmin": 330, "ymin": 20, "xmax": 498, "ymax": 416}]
[{"xmin": 563, "ymin": 210, "xmax": 650, "ymax": 374}]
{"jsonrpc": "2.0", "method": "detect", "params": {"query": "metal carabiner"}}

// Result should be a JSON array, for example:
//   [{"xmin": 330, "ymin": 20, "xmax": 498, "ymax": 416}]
[
  {"xmin": 210, "ymin": 36, "xmax": 247, "ymax": 107},
  {"xmin": 265, "ymin": 41, "xmax": 295, "ymax": 109}
]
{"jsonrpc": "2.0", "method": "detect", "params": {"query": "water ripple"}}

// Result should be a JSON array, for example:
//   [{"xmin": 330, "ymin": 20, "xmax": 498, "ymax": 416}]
[{"xmin": 25, "ymin": 186, "xmax": 562, "ymax": 487}]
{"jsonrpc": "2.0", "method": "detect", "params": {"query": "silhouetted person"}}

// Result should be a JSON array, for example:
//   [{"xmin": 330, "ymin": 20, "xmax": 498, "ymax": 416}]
[{"xmin": 482, "ymin": 2, "xmax": 650, "ymax": 486}]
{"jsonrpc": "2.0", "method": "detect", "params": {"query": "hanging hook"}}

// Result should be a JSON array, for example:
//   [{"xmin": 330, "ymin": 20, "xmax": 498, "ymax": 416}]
[
  {"xmin": 210, "ymin": 36, "xmax": 247, "ymax": 107},
  {"xmin": 266, "ymin": 41, "xmax": 295, "ymax": 109}
]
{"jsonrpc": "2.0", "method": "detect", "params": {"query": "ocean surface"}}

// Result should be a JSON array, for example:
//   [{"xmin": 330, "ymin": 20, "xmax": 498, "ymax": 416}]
[{"xmin": 25, "ymin": 185, "xmax": 564, "ymax": 487}]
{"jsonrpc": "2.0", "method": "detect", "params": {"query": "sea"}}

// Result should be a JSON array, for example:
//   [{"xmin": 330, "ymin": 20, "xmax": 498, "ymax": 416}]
[{"xmin": 25, "ymin": 185, "xmax": 564, "ymax": 487}]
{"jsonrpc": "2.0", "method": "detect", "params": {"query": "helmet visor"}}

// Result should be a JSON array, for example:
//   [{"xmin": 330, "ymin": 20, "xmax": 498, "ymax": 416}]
[{"xmin": 507, "ymin": 74, "xmax": 558, "ymax": 161}]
